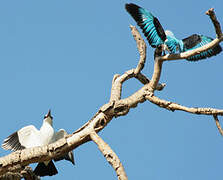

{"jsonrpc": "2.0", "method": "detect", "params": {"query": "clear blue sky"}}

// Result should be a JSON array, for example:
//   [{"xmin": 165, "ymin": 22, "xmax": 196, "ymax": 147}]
[{"xmin": 0, "ymin": 0, "xmax": 222, "ymax": 179}]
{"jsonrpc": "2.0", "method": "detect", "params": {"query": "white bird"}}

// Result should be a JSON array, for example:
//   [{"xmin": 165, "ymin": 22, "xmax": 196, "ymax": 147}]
[{"xmin": 2, "ymin": 110, "xmax": 75, "ymax": 177}]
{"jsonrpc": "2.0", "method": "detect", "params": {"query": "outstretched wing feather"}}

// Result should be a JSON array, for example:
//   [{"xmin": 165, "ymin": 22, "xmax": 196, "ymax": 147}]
[
  {"xmin": 125, "ymin": 3, "xmax": 166, "ymax": 47},
  {"xmin": 182, "ymin": 34, "xmax": 222, "ymax": 61},
  {"xmin": 2, "ymin": 125, "xmax": 39, "ymax": 151}
]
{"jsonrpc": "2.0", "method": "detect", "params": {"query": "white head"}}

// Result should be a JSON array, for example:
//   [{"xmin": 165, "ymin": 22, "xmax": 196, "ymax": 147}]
[
  {"xmin": 43, "ymin": 109, "xmax": 53, "ymax": 126},
  {"xmin": 165, "ymin": 30, "xmax": 175, "ymax": 38}
]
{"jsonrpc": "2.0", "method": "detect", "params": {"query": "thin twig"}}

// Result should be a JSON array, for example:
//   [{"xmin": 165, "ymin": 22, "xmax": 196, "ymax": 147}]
[
  {"xmin": 206, "ymin": 8, "xmax": 222, "ymax": 38},
  {"xmin": 146, "ymin": 94, "xmax": 223, "ymax": 115},
  {"xmin": 213, "ymin": 115, "xmax": 223, "ymax": 136},
  {"xmin": 129, "ymin": 25, "xmax": 147, "ymax": 74}
]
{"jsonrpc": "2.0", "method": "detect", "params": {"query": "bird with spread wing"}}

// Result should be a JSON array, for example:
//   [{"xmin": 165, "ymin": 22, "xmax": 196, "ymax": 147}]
[
  {"xmin": 2, "ymin": 110, "xmax": 75, "ymax": 177},
  {"xmin": 125, "ymin": 3, "xmax": 222, "ymax": 61}
]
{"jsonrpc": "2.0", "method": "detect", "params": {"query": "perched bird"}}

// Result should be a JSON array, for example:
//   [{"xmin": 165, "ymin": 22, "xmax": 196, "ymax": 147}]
[
  {"xmin": 125, "ymin": 3, "xmax": 222, "ymax": 61},
  {"xmin": 2, "ymin": 110, "xmax": 75, "ymax": 177}
]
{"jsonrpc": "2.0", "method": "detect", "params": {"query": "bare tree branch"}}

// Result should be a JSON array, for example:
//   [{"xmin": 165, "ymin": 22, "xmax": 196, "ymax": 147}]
[
  {"xmin": 206, "ymin": 8, "xmax": 222, "ymax": 38},
  {"xmin": 149, "ymin": 46, "xmax": 163, "ymax": 91},
  {"xmin": 0, "ymin": 172, "xmax": 22, "ymax": 180},
  {"xmin": 129, "ymin": 25, "xmax": 147, "ymax": 74},
  {"xmin": 110, "ymin": 74, "xmax": 122, "ymax": 101},
  {"xmin": 135, "ymin": 72, "xmax": 166, "ymax": 91},
  {"xmin": 0, "ymin": 166, "xmax": 39, "ymax": 180},
  {"xmin": 213, "ymin": 115, "xmax": 223, "ymax": 136},
  {"xmin": 146, "ymin": 94, "xmax": 223, "ymax": 115},
  {"xmin": 90, "ymin": 131, "xmax": 128, "ymax": 180}
]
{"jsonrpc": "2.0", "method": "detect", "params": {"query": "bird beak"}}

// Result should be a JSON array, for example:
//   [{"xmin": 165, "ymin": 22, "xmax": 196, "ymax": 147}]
[{"xmin": 46, "ymin": 109, "xmax": 52, "ymax": 119}]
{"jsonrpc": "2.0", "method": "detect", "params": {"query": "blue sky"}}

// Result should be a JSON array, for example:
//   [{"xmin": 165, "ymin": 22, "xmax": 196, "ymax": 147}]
[{"xmin": 0, "ymin": 0, "xmax": 222, "ymax": 179}]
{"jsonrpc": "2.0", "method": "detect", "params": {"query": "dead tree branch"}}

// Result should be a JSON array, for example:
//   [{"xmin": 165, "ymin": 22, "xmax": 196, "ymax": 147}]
[
  {"xmin": 206, "ymin": 8, "xmax": 222, "ymax": 38},
  {"xmin": 146, "ymin": 94, "xmax": 223, "ymax": 115},
  {"xmin": 90, "ymin": 131, "xmax": 128, "ymax": 180},
  {"xmin": 0, "ymin": 166, "xmax": 40, "ymax": 180},
  {"xmin": 213, "ymin": 115, "xmax": 223, "ymax": 136},
  {"xmin": 130, "ymin": 25, "xmax": 147, "ymax": 74}
]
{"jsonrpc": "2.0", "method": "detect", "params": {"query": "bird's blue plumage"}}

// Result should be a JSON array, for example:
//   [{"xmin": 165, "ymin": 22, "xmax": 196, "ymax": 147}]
[
  {"xmin": 181, "ymin": 34, "xmax": 222, "ymax": 61},
  {"xmin": 125, "ymin": 3, "xmax": 222, "ymax": 61},
  {"xmin": 125, "ymin": 3, "xmax": 166, "ymax": 48},
  {"xmin": 165, "ymin": 35, "xmax": 180, "ymax": 54}
]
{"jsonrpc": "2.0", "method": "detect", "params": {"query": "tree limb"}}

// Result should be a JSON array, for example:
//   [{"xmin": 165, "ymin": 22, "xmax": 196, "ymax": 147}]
[
  {"xmin": 213, "ymin": 115, "xmax": 223, "ymax": 136},
  {"xmin": 0, "ymin": 166, "xmax": 40, "ymax": 180},
  {"xmin": 90, "ymin": 131, "xmax": 128, "ymax": 180},
  {"xmin": 149, "ymin": 46, "xmax": 163, "ymax": 91},
  {"xmin": 129, "ymin": 25, "xmax": 147, "ymax": 74},
  {"xmin": 146, "ymin": 94, "xmax": 223, "ymax": 115},
  {"xmin": 206, "ymin": 8, "xmax": 222, "ymax": 38}
]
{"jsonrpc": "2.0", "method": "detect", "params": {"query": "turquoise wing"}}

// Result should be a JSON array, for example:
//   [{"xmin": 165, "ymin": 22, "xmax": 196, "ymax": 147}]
[
  {"xmin": 182, "ymin": 34, "xmax": 222, "ymax": 61},
  {"xmin": 165, "ymin": 36, "xmax": 180, "ymax": 54},
  {"xmin": 125, "ymin": 3, "xmax": 166, "ymax": 48}
]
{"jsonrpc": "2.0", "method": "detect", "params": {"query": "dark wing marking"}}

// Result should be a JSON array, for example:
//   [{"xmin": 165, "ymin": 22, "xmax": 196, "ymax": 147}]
[
  {"xmin": 2, "ymin": 125, "xmax": 39, "ymax": 151},
  {"xmin": 153, "ymin": 17, "xmax": 166, "ymax": 42},
  {"xmin": 125, "ymin": 3, "xmax": 166, "ymax": 47},
  {"xmin": 182, "ymin": 34, "xmax": 222, "ymax": 61},
  {"xmin": 183, "ymin": 34, "xmax": 202, "ymax": 49},
  {"xmin": 2, "ymin": 132, "xmax": 25, "ymax": 151}
]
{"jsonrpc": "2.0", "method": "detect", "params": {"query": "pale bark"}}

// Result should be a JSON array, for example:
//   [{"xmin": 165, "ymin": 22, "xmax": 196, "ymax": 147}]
[{"xmin": 90, "ymin": 131, "xmax": 128, "ymax": 180}]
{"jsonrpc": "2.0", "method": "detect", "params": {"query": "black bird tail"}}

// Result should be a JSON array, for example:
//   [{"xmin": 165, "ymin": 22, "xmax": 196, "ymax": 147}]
[{"xmin": 34, "ymin": 160, "xmax": 58, "ymax": 177}]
